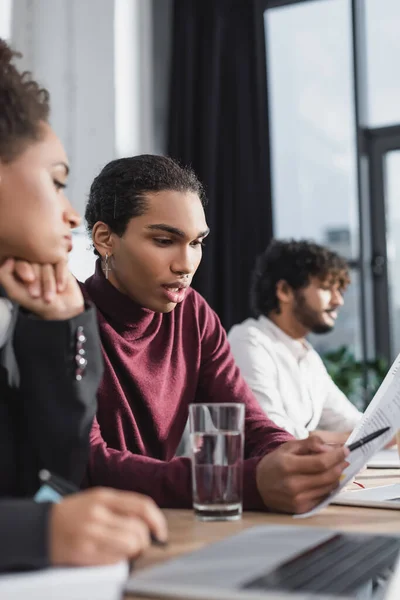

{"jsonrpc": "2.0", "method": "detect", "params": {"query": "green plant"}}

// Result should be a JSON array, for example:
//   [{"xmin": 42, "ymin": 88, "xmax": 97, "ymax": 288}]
[{"xmin": 322, "ymin": 346, "xmax": 388, "ymax": 410}]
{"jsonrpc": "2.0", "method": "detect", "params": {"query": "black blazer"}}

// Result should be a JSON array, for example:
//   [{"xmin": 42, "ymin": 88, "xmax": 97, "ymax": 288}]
[{"xmin": 0, "ymin": 297, "xmax": 103, "ymax": 571}]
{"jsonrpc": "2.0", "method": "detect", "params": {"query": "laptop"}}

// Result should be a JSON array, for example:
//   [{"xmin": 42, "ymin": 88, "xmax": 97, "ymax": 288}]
[{"xmin": 126, "ymin": 525, "xmax": 400, "ymax": 599}]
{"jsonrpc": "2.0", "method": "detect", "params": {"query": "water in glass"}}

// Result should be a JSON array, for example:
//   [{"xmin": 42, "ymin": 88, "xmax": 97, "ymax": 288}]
[{"xmin": 190, "ymin": 430, "xmax": 243, "ymax": 521}]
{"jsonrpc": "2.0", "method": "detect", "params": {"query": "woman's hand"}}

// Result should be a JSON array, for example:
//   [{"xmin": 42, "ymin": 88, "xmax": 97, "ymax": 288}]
[
  {"xmin": 0, "ymin": 258, "xmax": 84, "ymax": 320},
  {"xmin": 50, "ymin": 488, "xmax": 168, "ymax": 566}
]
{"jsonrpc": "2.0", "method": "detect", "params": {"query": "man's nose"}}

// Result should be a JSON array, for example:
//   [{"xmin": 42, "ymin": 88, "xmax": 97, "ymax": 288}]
[
  {"xmin": 331, "ymin": 289, "xmax": 344, "ymax": 307},
  {"xmin": 171, "ymin": 249, "xmax": 195, "ymax": 276}
]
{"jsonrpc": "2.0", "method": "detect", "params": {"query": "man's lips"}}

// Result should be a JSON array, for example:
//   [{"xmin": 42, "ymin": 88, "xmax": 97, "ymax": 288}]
[
  {"xmin": 325, "ymin": 310, "xmax": 338, "ymax": 320},
  {"xmin": 161, "ymin": 283, "xmax": 189, "ymax": 304}
]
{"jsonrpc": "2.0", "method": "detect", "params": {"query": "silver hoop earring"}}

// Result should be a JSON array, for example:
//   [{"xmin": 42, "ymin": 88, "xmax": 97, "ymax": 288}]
[{"xmin": 104, "ymin": 253, "xmax": 110, "ymax": 280}]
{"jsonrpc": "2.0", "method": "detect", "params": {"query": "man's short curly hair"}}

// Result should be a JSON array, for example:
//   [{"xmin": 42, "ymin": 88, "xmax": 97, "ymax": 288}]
[
  {"xmin": 0, "ymin": 38, "xmax": 50, "ymax": 162},
  {"xmin": 85, "ymin": 154, "xmax": 206, "ymax": 257},
  {"xmin": 251, "ymin": 239, "xmax": 351, "ymax": 317}
]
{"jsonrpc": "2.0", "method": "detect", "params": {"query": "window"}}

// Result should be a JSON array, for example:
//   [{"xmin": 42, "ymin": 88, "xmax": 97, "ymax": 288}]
[
  {"xmin": 0, "ymin": 0, "xmax": 12, "ymax": 40},
  {"xmin": 264, "ymin": 0, "xmax": 361, "ymax": 357},
  {"xmin": 382, "ymin": 150, "xmax": 400, "ymax": 358},
  {"xmin": 365, "ymin": 0, "xmax": 400, "ymax": 127}
]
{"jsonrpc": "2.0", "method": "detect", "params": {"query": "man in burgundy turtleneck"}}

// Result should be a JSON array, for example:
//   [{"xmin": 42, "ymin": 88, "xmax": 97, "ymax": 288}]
[{"xmin": 82, "ymin": 155, "xmax": 349, "ymax": 515}]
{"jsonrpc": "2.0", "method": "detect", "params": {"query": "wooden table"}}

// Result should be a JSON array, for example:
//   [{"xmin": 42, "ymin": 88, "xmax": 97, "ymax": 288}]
[{"xmin": 126, "ymin": 469, "xmax": 400, "ymax": 599}]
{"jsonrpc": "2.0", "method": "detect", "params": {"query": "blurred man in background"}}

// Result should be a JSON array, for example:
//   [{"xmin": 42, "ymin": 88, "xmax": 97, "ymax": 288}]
[{"xmin": 229, "ymin": 239, "xmax": 362, "ymax": 441}]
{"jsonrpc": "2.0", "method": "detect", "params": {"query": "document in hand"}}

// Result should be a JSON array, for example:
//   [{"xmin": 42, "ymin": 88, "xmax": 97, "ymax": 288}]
[{"xmin": 296, "ymin": 352, "xmax": 400, "ymax": 518}]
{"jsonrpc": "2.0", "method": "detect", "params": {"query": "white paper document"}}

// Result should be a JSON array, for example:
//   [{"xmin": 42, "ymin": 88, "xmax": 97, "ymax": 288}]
[
  {"xmin": 333, "ymin": 483, "xmax": 400, "ymax": 509},
  {"xmin": 0, "ymin": 560, "xmax": 128, "ymax": 600},
  {"xmin": 367, "ymin": 447, "xmax": 400, "ymax": 468},
  {"xmin": 296, "ymin": 352, "xmax": 400, "ymax": 518}
]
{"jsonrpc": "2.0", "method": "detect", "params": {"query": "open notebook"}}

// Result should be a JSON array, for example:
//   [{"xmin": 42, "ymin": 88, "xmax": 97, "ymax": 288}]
[{"xmin": 333, "ymin": 483, "xmax": 400, "ymax": 510}]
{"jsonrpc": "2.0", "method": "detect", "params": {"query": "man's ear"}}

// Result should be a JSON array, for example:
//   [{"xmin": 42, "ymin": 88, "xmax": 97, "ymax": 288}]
[
  {"xmin": 276, "ymin": 280, "xmax": 294, "ymax": 305},
  {"xmin": 92, "ymin": 222, "xmax": 114, "ymax": 258}
]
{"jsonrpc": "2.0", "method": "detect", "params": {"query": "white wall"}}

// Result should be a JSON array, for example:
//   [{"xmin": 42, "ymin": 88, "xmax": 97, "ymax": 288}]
[
  {"xmin": 0, "ymin": 0, "xmax": 12, "ymax": 39},
  {"xmin": 12, "ymin": 0, "xmax": 116, "ymax": 216},
  {"xmin": 10, "ymin": 0, "xmax": 171, "ymax": 281}
]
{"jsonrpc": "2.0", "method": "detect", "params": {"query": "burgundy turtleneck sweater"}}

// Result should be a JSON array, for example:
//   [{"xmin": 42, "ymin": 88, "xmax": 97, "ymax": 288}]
[{"xmin": 82, "ymin": 261, "xmax": 293, "ymax": 510}]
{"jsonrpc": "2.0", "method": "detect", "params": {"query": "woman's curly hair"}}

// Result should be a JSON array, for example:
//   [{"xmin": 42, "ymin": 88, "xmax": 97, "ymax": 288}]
[
  {"xmin": 251, "ymin": 239, "xmax": 351, "ymax": 317},
  {"xmin": 0, "ymin": 38, "xmax": 50, "ymax": 162}
]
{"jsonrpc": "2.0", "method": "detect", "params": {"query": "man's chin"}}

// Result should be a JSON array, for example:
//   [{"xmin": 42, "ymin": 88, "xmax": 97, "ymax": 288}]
[
  {"xmin": 157, "ymin": 300, "xmax": 177, "ymax": 314},
  {"xmin": 310, "ymin": 322, "xmax": 335, "ymax": 335}
]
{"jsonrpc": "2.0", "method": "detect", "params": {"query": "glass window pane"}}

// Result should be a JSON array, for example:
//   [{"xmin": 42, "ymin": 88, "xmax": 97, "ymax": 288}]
[
  {"xmin": 365, "ymin": 0, "xmax": 400, "ymax": 127},
  {"xmin": 384, "ymin": 150, "xmax": 400, "ymax": 359},
  {"xmin": 264, "ymin": 0, "xmax": 361, "ymax": 357},
  {"xmin": 0, "ymin": 0, "xmax": 12, "ymax": 40}
]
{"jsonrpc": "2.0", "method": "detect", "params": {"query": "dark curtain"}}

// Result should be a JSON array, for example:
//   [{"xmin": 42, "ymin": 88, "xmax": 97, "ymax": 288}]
[{"xmin": 168, "ymin": 0, "xmax": 273, "ymax": 331}]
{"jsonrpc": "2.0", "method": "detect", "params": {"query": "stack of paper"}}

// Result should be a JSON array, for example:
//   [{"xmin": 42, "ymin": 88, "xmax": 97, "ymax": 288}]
[{"xmin": 367, "ymin": 447, "xmax": 400, "ymax": 468}]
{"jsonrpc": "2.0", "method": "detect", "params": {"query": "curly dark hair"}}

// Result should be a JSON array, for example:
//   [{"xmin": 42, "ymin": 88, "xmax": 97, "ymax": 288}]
[
  {"xmin": 251, "ymin": 239, "xmax": 351, "ymax": 317},
  {"xmin": 0, "ymin": 39, "xmax": 50, "ymax": 162},
  {"xmin": 85, "ymin": 155, "xmax": 206, "ymax": 256}
]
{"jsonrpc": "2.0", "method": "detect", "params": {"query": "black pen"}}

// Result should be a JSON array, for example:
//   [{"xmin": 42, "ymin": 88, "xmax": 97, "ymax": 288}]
[
  {"xmin": 347, "ymin": 427, "xmax": 390, "ymax": 452},
  {"xmin": 39, "ymin": 469, "xmax": 79, "ymax": 495}
]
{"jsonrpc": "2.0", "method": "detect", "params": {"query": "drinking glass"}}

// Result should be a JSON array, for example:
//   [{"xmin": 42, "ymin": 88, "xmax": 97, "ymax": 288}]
[{"xmin": 189, "ymin": 403, "xmax": 244, "ymax": 521}]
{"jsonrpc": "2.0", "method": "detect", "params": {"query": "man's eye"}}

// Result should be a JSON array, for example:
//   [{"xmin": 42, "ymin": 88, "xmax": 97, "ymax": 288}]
[
  {"xmin": 191, "ymin": 240, "xmax": 205, "ymax": 248},
  {"xmin": 154, "ymin": 238, "xmax": 173, "ymax": 246}
]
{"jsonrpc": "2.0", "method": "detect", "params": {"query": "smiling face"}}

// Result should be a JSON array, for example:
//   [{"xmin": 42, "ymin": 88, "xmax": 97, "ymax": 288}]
[
  {"xmin": 0, "ymin": 121, "xmax": 80, "ymax": 263},
  {"xmin": 292, "ymin": 276, "xmax": 345, "ymax": 334},
  {"xmin": 92, "ymin": 189, "xmax": 209, "ymax": 312}
]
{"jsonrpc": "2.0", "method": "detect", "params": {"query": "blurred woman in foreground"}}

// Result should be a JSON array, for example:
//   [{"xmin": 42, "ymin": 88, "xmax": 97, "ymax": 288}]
[{"xmin": 0, "ymin": 39, "xmax": 166, "ymax": 571}]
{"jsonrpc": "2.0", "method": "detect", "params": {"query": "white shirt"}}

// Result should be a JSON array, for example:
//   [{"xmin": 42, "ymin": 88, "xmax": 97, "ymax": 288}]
[
  {"xmin": 0, "ymin": 298, "xmax": 13, "ymax": 349},
  {"xmin": 228, "ymin": 315, "xmax": 362, "ymax": 439}
]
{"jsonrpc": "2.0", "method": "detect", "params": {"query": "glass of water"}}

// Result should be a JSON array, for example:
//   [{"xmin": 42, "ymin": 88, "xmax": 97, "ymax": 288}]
[{"xmin": 189, "ymin": 403, "xmax": 244, "ymax": 521}]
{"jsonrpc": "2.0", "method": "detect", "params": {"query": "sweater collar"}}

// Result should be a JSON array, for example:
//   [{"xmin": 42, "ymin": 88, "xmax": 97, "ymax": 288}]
[{"xmin": 84, "ymin": 259, "xmax": 157, "ymax": 333}]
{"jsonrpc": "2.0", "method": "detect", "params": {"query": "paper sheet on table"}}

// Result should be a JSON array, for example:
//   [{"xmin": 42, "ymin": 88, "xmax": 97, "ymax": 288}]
[
  {"xmin": 367, "ymin": 447, "xmax": 400, "ymax": 468},
  {"xmin": 0, "ymin": 560, "xmax": 128, "ymax": 600},
  {"xmin": 295, "ymin": 352, "xmax": 400, "ymax": 519}
]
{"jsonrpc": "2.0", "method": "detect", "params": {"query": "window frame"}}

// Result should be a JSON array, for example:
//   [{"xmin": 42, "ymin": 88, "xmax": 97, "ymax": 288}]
[{"xmin": 258, "ymin": 0, "xmax": 399, "ymax": 372}]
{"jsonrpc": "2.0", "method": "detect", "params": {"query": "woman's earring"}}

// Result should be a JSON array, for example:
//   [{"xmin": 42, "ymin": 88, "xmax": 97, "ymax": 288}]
[{"xmin": 104, "ymin": 253, "xmax": 110, "ymax": 280}]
